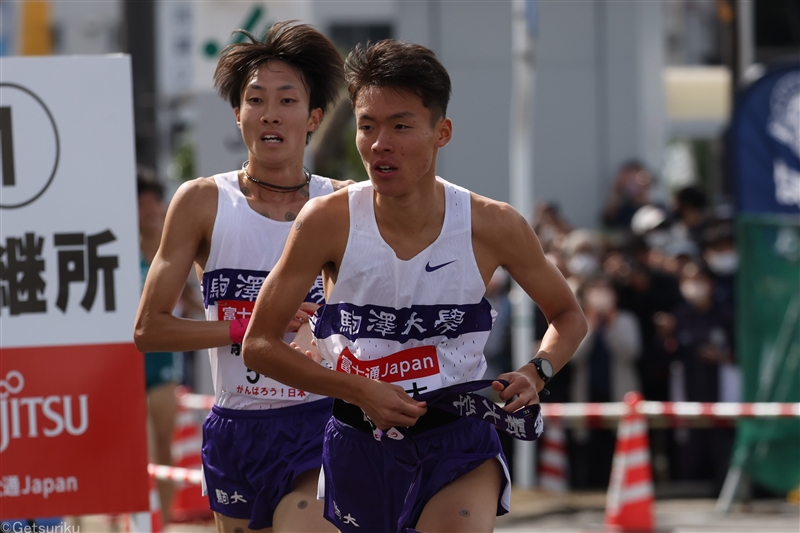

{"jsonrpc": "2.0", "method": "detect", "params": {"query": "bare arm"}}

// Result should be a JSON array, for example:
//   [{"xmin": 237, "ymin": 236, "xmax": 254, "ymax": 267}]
[
  {"xmin": 133, "ymin": 178, "xmax": 231, "ymax": 352},
  {"xmin": 242, "ymin": 192, "xmax": 427, "ymax": 429},
  {"xmin": 473, "ymin": 196, "xmax": 588, "ymax": 412}
]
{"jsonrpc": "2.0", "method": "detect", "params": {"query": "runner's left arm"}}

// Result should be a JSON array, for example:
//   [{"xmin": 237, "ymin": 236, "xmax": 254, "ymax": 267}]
[{"xmin": 472, "ymin": 196, "xmax": 588, "ymax": 412}]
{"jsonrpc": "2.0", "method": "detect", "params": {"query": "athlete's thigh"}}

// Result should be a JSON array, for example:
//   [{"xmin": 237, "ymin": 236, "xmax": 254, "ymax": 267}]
[
  {"xmin": 271, "ymin": 468, "xmax": 335, "ymax": 533},
  {"xmin": 415, "ymin": 458, "xmax": 502, "ymax": 533},
  {"xmin": 214, "ymin": 512, "xmax": 268, "ymax": 533}
]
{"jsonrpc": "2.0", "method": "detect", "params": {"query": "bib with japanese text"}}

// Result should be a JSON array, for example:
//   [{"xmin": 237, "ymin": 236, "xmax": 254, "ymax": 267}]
[{"xmin": 203, "ymin": 170, "xmax": 332, "ymax": 409}]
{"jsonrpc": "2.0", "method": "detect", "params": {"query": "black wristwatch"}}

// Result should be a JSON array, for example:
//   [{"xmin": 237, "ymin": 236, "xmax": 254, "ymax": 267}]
[{"xmin": 528, "ymin": 357, "xmax": 554, "ymax": 384}]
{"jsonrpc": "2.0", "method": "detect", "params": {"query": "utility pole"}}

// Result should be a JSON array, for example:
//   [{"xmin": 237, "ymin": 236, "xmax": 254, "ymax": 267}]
[
  {"xmin": 124, "ymin": 0, "xmax": 158, "ymax": 171},
  {"xmin": 510, "ymin": 0, "xmax": 537, "ymax": 490}
]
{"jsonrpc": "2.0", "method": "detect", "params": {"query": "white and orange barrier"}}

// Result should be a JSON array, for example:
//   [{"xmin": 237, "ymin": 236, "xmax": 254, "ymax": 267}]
[
  {"xmin": 538, "ymin": 419, "xmax": 569, "ymax": 493},
  {"xmin": 177, "ymin": 390, "xmax": 800, "ymax": 421},
  {"xmin": 170, "ymin": 387, "xmax": 213, "ymax": 522},
  {"xmin": 125, "ymin": 474, "xmax": 163, "ymax": 533},
  {"xmin": 605, "ymin": 392, "xmax": 654, "ymax": 532}
]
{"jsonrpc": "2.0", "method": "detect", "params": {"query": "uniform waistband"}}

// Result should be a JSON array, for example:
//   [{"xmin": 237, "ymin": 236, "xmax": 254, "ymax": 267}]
[
  {"xmin": 332, "ymin": 398, "xmax": 460, "ymax": 436},
  {"xmin": 211, "ymin": 397, "xmax": 334, "ymax": 420}
]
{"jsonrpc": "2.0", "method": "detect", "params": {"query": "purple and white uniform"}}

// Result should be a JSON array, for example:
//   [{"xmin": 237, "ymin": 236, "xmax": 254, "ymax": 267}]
[
  {"xmin": 313, "ymin": 178, "xmax": 511, "ymax": 533},
  {"xmin": 200, "ymin": 170, "xmax": 334, "ymax": 529}
]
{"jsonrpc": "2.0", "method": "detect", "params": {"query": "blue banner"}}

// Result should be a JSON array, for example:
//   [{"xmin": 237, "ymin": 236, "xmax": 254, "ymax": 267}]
[{"xmin": 731, "ymin": 64, "xmax": 800, "ymax": 215}]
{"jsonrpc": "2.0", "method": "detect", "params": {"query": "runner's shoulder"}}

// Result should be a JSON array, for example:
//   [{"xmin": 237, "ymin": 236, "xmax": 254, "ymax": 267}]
[
  {"xmin": 470, "ymin": 192, "xmax": 526, "ymax": 235},
  {"xmin": 298, "ymin": 186, "xmax": 350, "ymax": 230},
  {"xmin": 170, "ymin": 175, "xmax": 218, "ymax": 211}
]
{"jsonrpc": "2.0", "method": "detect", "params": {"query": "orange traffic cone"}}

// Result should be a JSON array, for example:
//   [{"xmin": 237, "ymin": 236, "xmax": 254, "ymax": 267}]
[
  {"xmin": 605, "ymin": 392, "xmax": 655, "ymax": 532},
  {"xmin": 126, "ymin": 474, "xmax": 163, "ymax": 533},
  {"xmin": 170, "ymin": 386, "xmax": 213, "ymax": 523},
  {"xmin": 539, "ymin": 419, "xmax": 569, "ymax": 493}
]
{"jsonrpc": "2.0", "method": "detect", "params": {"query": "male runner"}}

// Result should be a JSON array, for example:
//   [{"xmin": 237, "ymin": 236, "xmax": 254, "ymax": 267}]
[
  {"xmin": 242, "ymin": 40, "xmax": 587, "ymax": 533},
  {"xmin": 133, "ymin": 21, "xmax": 347, "ymax": 533}
]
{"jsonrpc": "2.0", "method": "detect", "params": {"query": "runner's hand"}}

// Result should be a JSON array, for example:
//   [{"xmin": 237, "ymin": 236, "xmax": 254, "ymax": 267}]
[
  {"xmin": 358, "ymin": 380, "xmax": 427, "ymax": 430},
  {"xmin": 290, "ymin": 335, "xmax": 322, "ymax": 364},
  {"xmin": 493, "ymin": 371, "xmax": 540, "ymax": 413},
  {"xmin": 287, "ymin": 302, "xmax": 320, "ymax": 333}
]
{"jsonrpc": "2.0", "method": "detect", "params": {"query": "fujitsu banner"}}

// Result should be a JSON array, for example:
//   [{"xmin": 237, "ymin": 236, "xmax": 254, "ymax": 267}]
[{"xmin": 0, "ymin": 56, "xmax": 148, "ymax": 517}]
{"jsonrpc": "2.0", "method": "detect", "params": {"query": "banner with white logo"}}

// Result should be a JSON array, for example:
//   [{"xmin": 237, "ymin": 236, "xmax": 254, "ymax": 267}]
[{"xmin": 0, "ymin": 55, "xmax": 148, "ymax": 517}]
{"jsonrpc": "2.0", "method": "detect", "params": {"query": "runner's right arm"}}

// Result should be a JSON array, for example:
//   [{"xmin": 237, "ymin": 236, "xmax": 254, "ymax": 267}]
[{"xmin": 133, "ymin": 177, "xmax": 232, "ymax": 352}]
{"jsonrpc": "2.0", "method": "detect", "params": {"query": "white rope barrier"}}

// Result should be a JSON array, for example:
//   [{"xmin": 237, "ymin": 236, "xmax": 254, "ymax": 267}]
[
  {"xmin": 147, "ymin": 463, "xmax": 203, "ymax": 485},
  {"xmin": 177, "ymin": 391, "xmax": 800, "ymax": 421}
]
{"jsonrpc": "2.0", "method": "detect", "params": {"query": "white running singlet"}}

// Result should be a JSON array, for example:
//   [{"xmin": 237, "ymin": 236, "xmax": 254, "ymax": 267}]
[
  {"xmin": 203, "ymin": 170, "xmax": 333, "ymax": 409},
  {"xmin": 313, "ymin": 178, "xmax": 493, "ymax": 396}
]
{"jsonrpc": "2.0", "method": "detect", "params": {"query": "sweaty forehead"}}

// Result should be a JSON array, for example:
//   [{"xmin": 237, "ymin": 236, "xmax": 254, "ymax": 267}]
[{"xmin": 355, "ymin": 86, "xmax": 427, "ymax": 116}]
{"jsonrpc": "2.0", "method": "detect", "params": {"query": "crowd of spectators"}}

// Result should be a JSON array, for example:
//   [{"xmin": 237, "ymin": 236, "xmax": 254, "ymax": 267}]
[{"xmin": 487, "ymin": 160, "xmax": 739, "ymax": 495}]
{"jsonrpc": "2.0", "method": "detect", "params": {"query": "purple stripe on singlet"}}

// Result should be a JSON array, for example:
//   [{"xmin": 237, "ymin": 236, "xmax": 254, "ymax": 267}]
[
  {"xmin": 313, "ymin": 299, "xmax": 494, "ymax": 343},
  {"xmin": 202, "ymin": 268, "xmax": 325, "ymax": 307}
]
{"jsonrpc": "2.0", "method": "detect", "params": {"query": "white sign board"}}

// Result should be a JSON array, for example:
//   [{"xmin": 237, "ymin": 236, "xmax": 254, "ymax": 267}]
[{"xmin": 0, "ymin": 55, "xmax": 140, "ymax": 349}]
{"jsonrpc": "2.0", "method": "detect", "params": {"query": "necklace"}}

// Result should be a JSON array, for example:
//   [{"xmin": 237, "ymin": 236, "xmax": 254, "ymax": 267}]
[{"xmin": 242, "ymin": 161, "xmax": 311, "ymax": 193}]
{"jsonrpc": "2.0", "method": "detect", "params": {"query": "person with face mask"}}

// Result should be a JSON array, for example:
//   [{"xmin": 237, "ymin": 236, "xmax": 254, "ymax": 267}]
[
  {"xmin": 568, "ymin": 276, "xmax": 642, "ymax": 489},
  {"xmin": 661, "ymin": 261, "xmax": 736, "ymax": 496},
  {"xmin": 702, "ymin": 220, "xmax": 738, "ymax": 308},
  {"xmin": 563, "ymin": 229, "xmax": 603, "ymax": 286}
]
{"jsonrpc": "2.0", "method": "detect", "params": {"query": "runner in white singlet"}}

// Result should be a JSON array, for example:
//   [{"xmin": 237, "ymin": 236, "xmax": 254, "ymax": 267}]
[
  {"xmin": 134, "ymin": 22, "xmax": 350, "ymax": 533},
  {"xmin": 243, "ymin": 40, "xmax": 588, "ymax": 533}
]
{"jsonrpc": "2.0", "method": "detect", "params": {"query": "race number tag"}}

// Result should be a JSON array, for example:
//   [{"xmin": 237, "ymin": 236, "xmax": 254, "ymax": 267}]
[
  {"xmin": 337, "ymin": 346, "xmax": 442, "ymax": 396},
  {"xmin": 216, "ymin": 300, "xmax": 310, "ymax": 401},
  {"xmin": 216, "ymin": 299, "xmax": 254, "ymax": 322}
]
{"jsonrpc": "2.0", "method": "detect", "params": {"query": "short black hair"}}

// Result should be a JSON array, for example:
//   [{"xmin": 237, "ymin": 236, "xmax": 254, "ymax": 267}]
[
  {"xmin": 344, "ymin": 39, "xmax": 451, "ymax": 123},
  {"xmin": 213, "ymin": 21, "xmax": 344, "ymax": 142},
  {"xmin": 676, "ymin": 186, "xmax": 708, "ymax": 210},
  {"xmin": 137, "ymin": 167, "xmax": 164, "ymax": 200}
]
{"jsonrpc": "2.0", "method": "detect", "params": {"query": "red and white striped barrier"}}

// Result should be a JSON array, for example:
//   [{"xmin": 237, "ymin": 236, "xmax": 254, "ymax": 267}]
[
  {"xmin": 538, "ymin": 419, "xmax": 569, "ymax": 493},
  {"xmin": 177, "ymin": 391, "xmax": 216, "ymax": 411},
  {"xmin": 176, "ymin": 391, "xmax": 800, "ymax": 422},
  {"xmin": 148, "ymin": 463, "xmax": 203, "ymax": 486}
]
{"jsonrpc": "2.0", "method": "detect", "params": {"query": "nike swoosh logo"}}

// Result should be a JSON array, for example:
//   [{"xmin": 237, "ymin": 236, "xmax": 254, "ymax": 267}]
[{"xmin": 425, "ymin": 260, "xmax": 457, "ymax": 272}]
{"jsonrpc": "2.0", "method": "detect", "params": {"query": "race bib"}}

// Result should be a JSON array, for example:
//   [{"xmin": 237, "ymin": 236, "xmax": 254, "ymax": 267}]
[
  {"xmin": 336, "ymin": 346, "xmax": 442, "ymax": 396},
  {"xmin": 217, "ymin": 299, "xmax": 311, "ymax": 402}
]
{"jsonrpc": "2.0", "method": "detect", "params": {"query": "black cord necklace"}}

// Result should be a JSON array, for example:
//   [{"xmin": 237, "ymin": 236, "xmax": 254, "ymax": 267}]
[{"xmin": 242, "ymin": 161, "xmax": 311, "ymax": 193}]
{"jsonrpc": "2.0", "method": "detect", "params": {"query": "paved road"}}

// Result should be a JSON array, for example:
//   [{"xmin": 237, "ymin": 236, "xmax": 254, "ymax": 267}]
[
  {"xmin": 69, "ymin": 490, "xmax": 800, "ymax": 532},
  {"xmin": 496, "ymin": 491, "xmax": 800, "ymax": 532}
]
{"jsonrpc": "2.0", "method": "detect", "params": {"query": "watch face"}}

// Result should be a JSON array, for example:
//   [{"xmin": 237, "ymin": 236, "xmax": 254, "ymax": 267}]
[{"xmin": 539, "ymin": 358, "xmax": 554, "ymax": 379}]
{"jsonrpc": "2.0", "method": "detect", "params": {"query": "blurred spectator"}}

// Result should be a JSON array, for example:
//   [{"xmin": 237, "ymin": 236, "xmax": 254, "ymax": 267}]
[
  {"xmin": 606, "ymin": 240, "xmax": 682, "ymax": 402},
  {"xmin": 138, "ymin": 173, "xmax": 179, "ymax": 521},
  {"xmin": 533, "ymin": 201, "xmax": 572, "ymax": 252},
  {"xmin": 701, "ymin": 218, "xmax": 738, "ymax": 308},
  {"xmin": 656, "ymin": 261, "xmax": 736, "ymax": 494},
  {"xmin": 562, "ymin": 229, "xmax": 603, "ymax": 292},
  {"xmin": 631, "ymin": 204, "xmax": 670, "ymax": 249},
  {"xmin": 137, "ymin": 171, "xmax": 203, "ymax": 520},
  {"xmin": 661, "ymin": 238, "xmax": 700, "ymax": 279},
  {"xmin": 571, "ymin": 276, "xmax": 642, "ymax": 404},
  {"xmin": 484, "ymin": 268, "xmax": 512, "ymax": 381},
  {"xmin": 671, "ymin": 185, "xmax": 708, "ymax": 245},
  {"xmin": 568, "ymin": 276, "xmax": 642, "ymax": 489},
  {"xmin": 602, "ymin": 160, "xmax": 654, "ymax": 228}
]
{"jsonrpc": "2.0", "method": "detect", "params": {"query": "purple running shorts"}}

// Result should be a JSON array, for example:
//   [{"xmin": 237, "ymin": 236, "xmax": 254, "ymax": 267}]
[
  {"xmin": 320, "ymin": 412, "xmax": 511, "ymax": 533},
  {"xmin": 201, "ymin": 398, "xmax": 333, "ymax": 529}
]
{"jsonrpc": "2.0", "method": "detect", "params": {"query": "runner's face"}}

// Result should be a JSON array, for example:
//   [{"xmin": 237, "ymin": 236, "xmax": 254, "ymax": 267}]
[
  {"xmin": 235, "ymin": 60, "xmax": 321, "ymax": 170},
  {"xmin": 354, "ymin": 87, "xmax": 451, "ymax": 197}
]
